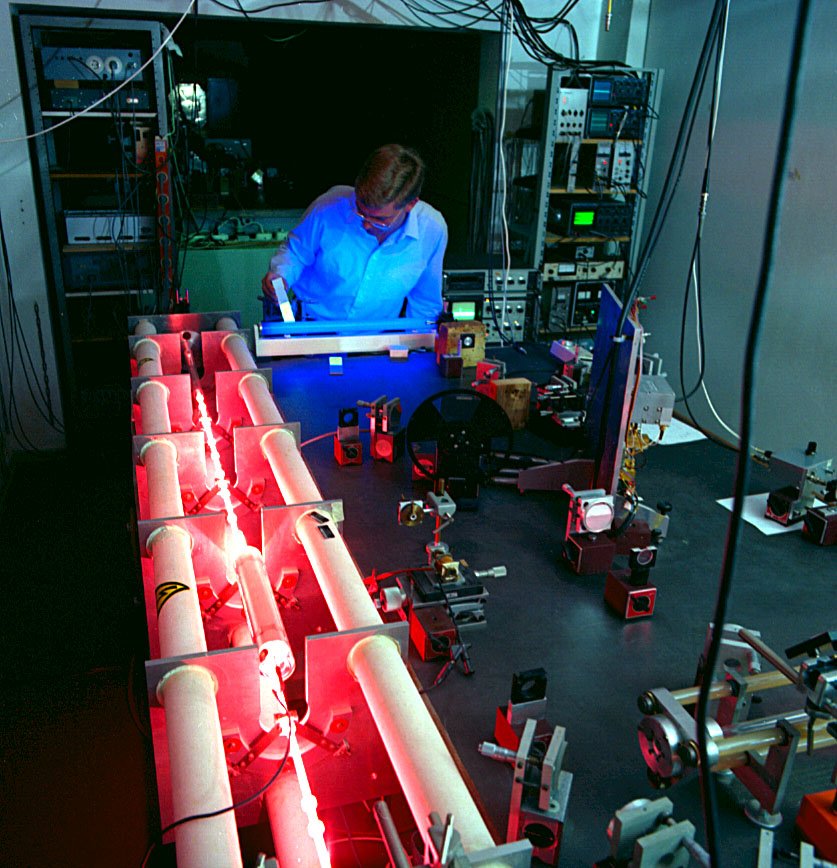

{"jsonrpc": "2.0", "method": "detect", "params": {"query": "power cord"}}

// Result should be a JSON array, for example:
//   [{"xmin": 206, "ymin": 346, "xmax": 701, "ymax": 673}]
[
  {"xmin": 140, "ymin": 712, "xmax": 292, "ymax": 867},
  {"xmin": 695, "ymin": 3, "xmax": 812, "ymax": 864}
]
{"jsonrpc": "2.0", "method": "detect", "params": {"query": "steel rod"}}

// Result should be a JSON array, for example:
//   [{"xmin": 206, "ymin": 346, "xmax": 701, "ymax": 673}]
[
  {"xmin": 372, "ymin": 800, "xmax": 413, "ymax": 868},
  {"xmin": 738, "ymin": 628, "xmax": 801, "ymax": 686},
  {"xmin": 347, "ymin": 635, "xmax": 495, "ymax": 854},
  {"xmin": 671, "ymin": 669, "xmax": 794, "ymax": 706},
  {"xmin": 714, "ymin": 718, "xmax": 832, "ymax": 770}
]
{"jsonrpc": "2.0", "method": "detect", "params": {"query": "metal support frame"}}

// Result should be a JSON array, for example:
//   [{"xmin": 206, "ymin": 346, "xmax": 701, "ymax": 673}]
[
  {"xmin": 637, "ymin": 628, "xmax": 836, "ymax": 827},
  {"xmin": 131, "ymin": 312, "xmax": 515, "ymax": 864}
]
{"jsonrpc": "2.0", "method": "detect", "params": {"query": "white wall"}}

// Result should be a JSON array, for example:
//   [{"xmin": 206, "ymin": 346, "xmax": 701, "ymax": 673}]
[{"xmin": 637, "ymin": 0, "xmax": 837, "ymax": 458}]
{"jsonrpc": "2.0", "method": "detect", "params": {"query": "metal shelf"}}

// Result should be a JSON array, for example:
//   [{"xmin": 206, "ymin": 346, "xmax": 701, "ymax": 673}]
[
  {"xmin": 545, "ymin": 234, "xmax": 630, "ymax": 245},
  {"xmin": 62, "ymin": 243, "xmax": 154, "ymax": 253},
  {"xmin": 66, "ymin": 289, "xmax": 148, "ymax": 298},
  {"xmin": 50, "ymin": 171, "xmax": 147, "ymax": 179},
  {"xmin": 43, "ymin": 110, "xmax": 156, "ymax": 119}
]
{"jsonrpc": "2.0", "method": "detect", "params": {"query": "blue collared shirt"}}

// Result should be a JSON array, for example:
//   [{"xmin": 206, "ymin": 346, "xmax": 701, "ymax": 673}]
[{"xmin": 269, "ymin": 185, "xmax": 447, "ymax": 321}]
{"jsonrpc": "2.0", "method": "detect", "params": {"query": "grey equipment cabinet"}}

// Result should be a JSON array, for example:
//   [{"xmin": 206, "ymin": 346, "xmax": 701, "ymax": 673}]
[{"xmin": 16, "ymin": 13, "xmax": 170, "ymax": 440}]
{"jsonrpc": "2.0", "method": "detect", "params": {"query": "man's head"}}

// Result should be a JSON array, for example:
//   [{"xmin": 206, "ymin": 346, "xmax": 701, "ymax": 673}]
[
  {"xmin": 354, "ymin": 145, "xmax": 424, "ymax": 238},
  {"xmin": 356, "ymin": 144, "xmax": 425, "ymax": 208}
]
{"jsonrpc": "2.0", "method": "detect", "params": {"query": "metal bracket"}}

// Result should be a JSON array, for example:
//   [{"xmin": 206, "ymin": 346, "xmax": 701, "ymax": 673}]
[{"xmin": 737, "ymin": 718, "xmax": 800, "ymax": 825}]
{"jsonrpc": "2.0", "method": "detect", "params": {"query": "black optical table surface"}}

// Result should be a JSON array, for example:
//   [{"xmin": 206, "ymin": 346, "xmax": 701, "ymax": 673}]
[
  {"xmin": 1, "ymin": 342, "xmax": 833, "ymax": 868},
  {"xmin": 265, "ymin": 342, "xmax": 836, "ymax": 866}
]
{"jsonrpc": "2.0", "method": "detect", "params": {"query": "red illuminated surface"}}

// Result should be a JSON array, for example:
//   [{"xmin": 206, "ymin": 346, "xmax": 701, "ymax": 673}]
[
  {"xmin": 193, "ymin": 384, "xmax": 330, "ymax": 867},
  {"xmin": 194, "ymin": 387, "xmax": 248, "ymax": 561},
  {"xmin": 289, "ymin": 719, "xmax": 332, "ymax": 868},
  {"xmin": 134, "ymin": 331, "xmax": 452, "ymax": 867}
]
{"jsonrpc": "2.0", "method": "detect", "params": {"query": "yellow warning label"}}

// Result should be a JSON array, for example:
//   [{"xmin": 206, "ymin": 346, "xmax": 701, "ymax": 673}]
[{"xmin": 155, "ymin": 581, "xmax": 190, "ymax": 615}]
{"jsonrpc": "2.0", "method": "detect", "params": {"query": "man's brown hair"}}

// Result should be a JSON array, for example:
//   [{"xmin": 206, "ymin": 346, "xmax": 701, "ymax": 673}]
[{"xmin": 355, "ymin": 144, "xmax": 425, "ymax": 209}]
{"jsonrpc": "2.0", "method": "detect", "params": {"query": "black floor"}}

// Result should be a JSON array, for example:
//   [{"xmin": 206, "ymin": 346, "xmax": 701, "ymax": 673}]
[{"xmin": 1, "ymin": 348, "xmax": 834, "ymax": 867}]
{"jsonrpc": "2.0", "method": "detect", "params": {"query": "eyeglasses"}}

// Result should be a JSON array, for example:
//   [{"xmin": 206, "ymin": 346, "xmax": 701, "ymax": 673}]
[{"xmin": 354, "ymin": 200, "xmax": 405, "ymax": 230}]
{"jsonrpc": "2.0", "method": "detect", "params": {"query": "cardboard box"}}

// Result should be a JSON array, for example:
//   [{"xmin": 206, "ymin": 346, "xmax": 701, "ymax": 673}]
[
  {"xmin": 435, "ymin": 321, "xmax": 486, "ymax": 368},
  {"xmin": 488, "ymin": 377, "xmax": 532, "ymax": 429}
]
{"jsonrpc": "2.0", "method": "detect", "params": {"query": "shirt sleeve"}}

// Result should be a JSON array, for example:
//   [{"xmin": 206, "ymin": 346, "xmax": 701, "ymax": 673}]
[
  {"xmin": 405, "ymin": 219, "xmax": 448, "ymax": 321},
  {"xmin": 268, "ymin": 198, "xmax": 323, "ymax": 288}
]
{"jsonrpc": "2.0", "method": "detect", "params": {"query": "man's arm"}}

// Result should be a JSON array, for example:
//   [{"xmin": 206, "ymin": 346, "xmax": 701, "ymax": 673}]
[
  {"xmin": 404, "ymin": 221, "xmax": 448, "ymax": 321},
  {"xmin": 261, "ymin": 195, "xmax": 325, "ymax": 299}
]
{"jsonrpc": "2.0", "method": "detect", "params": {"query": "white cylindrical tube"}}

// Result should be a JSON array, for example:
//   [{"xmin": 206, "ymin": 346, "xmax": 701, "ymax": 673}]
[
  {"xmin": 265, "ymin": 766, "xmax": 323, "ymax": 868},
  {"xmin": 216, "ymin": 316, "xmax": 238, "ymax": 332},
  {"xmin": 239, "ymin": 372, "xmax": 283, "ymax": 426},
  {"xmin": 230, "ymin": 622, "xmax": 280, "ymax": 733},
  {"xmin": 147, "ymin": 525, "xmax": 206, "ymax": 659},
  {"xmin": 141, "ymin": 369, "xmax": 242, "ymax": 868},
  {"xmin": 134, "ymin": 319, "xmax": 158, "ymax": 336},
  {"xmin": 234, "ymin": 546, "xmax": 296, "ymax": 683},
  {"xmin": 260, "ymin": 428, "xmax": 322, "ymax": 504},
  {"xmin": 221, "ymin": 332, "xmax": 258, "ymax": 372},
  {"xmin": 134, "ymin": 337, "xmax": 164, "ymax": 377},
  {"xmin": 295, "ymin": 512, "xmax": 380, "ymax": 632},
  {"xmin": 141, "ymin": 439, "xmax": 183, "ymax": 519},
  {"xmin": 347, "ymin": 635, "xmax": 495, "ymax": 855},
  {"xmin": 137, "ymin": 379, "xmax": 171, "ymax": 435},
  {"xmin": 381, "ymin": 587, "xmax": 407, "ymax": 613},
  {"xmin": 157, "ymin": 666, "xmax": 243, "ymax": 868}
]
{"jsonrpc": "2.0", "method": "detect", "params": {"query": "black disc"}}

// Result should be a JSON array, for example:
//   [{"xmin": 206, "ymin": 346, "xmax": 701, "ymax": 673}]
[{"xmin": 406, "ymin": 388, "xmax": 513, "ymax": 482}]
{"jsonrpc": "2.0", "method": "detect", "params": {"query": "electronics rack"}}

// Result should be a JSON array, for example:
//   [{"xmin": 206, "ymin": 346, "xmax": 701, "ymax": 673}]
[
  {"xmin": 17, "ymin": 14, "xmax": 169, "ymax": 440},
  {"xmin": 442, "ymin": 268, "xmax": 540, "ymax": 346},
  {"xmin": 508, "ymin": 67, "xmax": 659, "ymax": 339}
]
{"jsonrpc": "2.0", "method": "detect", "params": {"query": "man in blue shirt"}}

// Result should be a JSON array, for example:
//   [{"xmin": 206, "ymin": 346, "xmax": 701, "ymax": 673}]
[{"xmin": 261, "ymin": 144, "xmax": 447, "ymax": 321}]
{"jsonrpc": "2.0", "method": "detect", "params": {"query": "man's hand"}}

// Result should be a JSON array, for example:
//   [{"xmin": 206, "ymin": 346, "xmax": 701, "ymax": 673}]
[{"xmin": 261, "ymin": 272, "xmax": 284, "ymax": 301}]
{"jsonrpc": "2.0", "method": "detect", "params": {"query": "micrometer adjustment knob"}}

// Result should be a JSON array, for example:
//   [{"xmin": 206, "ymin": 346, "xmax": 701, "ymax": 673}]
[{"xmin": 473, "ymin": 565, "xmax": 507, "ymax": 580}]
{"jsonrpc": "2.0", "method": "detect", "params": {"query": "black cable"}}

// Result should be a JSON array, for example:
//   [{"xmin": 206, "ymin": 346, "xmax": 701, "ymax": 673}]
[
  {"xmin": 609, "ymin": 494, "xmax": 638, "ymax": 538},
  {"xmin": 206, "ymin": 0, "xmax": 332, "ymax": 13},
  {"xmin": 0, "ymin": 207, "xmax": 65, "ymax": 446},
  {"xmin": 617, "ymin": 0, "xmax": 726, "ymax": 339},
  {"xmin": 677, "ymin": 233, "xmax": 705, "ymax": 403},
  {"xmin": 694, "ymin": 3, "xmax": 812, "ymax": 865},
  {"xmin": 140, "ymin": 715, "xmax": 292, "ymax": 867},
  {"xmin": 402, "ymin": 0, "xmax": 502, "ymax": 30},
  {"xmin": 676, "ymin": 0, "xmax": 728, "ymax": 409},
  {"xmin": 485, "ymin": 0, "xmax": 516, "ymax": 348},
  {"xmin": 423, "ymin": 567, "xmax": 475, "ymax": 688},
  {"xmin": 33, "ymin": 303, "xmax": 57, "ymax": 427}
]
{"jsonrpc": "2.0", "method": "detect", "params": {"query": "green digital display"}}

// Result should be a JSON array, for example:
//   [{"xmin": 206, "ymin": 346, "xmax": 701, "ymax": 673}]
[
  {"xmin": 572, "ymin": 209, "xmax": 596, "ymax": 227},
  {"xmin": 451, "ymin": 301, "xmax": 477, "ymax": 321}
]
